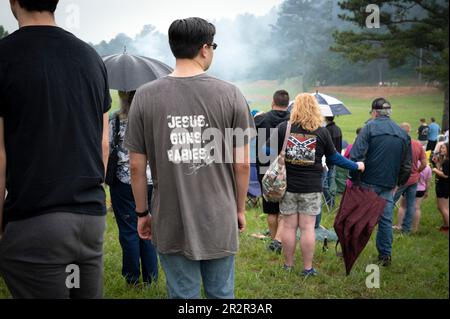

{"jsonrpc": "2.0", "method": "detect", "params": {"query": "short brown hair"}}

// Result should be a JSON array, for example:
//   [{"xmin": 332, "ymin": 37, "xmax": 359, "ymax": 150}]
[{"xmin": 273, "ymin": 90, "xmax": 290, "ymax": 108}]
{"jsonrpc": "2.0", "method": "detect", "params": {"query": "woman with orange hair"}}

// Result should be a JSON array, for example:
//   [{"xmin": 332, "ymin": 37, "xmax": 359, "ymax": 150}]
[{"xmin": 274, "ymin": 93, "xmax": 365, "ymax": 277}]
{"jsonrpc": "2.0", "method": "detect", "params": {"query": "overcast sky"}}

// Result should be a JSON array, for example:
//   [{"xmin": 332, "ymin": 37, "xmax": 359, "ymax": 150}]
[{"xmin": 0, "ymin": 0, "xmax": 284, "ymax": 43}]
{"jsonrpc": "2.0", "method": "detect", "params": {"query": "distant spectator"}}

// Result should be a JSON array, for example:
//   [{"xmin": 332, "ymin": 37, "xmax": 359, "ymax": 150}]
[
  {"xmin": 344, "ymin": 128, "xmax": 362, "ymax": 159},
  {"xmin": 395, "ymin": 162, "xmax": 432, "ymax": 233},
  {"xmin": 392, "ymin": 123, "xmax": 427, "ymax": 234},
  {"xmin": 432, "ymin": 143, "xmax": 449, "ymax": 234},
  {"xmin": 427, "ymin": 117, "xmax": 441, "ymax": 152},
  {"xmin": 417, "ymin": 118, "xmax": 429, "ymax": 149},
  {"xmin": 323, "ymin": 117, "xmax": 343, "ymax": 209}
]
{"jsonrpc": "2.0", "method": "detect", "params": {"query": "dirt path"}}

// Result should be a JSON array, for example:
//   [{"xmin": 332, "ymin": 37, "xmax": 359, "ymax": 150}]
[{"xmin": 313, "ymin": 86, "xmax": 440, "ymax": 99}]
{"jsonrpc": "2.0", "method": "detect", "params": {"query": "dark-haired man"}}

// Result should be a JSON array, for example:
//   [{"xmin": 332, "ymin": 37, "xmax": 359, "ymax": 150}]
[
  {"xmin": 255, "ymin": 90, "xmax": 290, "ymax": 254},
  {"xmin": 125, "ymin": 17, "xmax": 254, "ymax": 299},
  {"xmin": 0, "ymin": 0, "xmax": 111, "ymax": 298},
  {"xmin": 322, "ymin": 116, "xmax": 343, "ymax": 210},
  {"xmin": 417, "ymin": 118, "xmax": 429, "ymax": 149},
  {"xmin": 350, "ymin": 98, "xmax": 411, "ymax": 267}
]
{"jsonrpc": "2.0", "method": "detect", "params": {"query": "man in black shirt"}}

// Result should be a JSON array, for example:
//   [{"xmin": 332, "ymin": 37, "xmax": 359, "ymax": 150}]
[
  {"xmin": 0, "ymin": 0, "xmax": 111, "ymax": 299},
  {"xmin": 417, "ymin": 118, "xmax": 429, "ymax": 149},
  {"xmin": 255, "ymin": 90, "xmax": 290, "ymax": 254},
  {"xmin": 323, "ymin": 117, "xmax": 342, "ymax": 212}
]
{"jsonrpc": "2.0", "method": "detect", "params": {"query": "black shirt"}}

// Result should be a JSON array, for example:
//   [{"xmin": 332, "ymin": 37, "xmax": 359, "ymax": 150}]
[
  {"xmin": 436, "ymin": 160, "xmax": 449, "ymax": 186},
  {"xmin": 325, "ymin": 121, "xmax": 342, "ymax": 166},
  {"xmin": 254, "ymin": 110, "xmax": 290, "ymax": 171},
  {"xmin": 0, "ymin": 26, "xmax": 111, "ymax": 225},
  {"xmin": 418, "ymin": 124, "xmax": 429, "ymax": 141},
  {"xmin": 276, "ymin": 122, "xmax": 336, "ymax": 193}
]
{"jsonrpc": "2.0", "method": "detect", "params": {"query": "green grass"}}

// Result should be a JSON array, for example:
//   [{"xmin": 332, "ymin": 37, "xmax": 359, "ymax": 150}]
[{"xmin": 0, "ymin": 85, "xmax": 448, "ymax": 299}]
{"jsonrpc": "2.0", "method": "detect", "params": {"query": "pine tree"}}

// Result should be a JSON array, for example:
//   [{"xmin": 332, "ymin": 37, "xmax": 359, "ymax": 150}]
[
  {"xmin": 0, "ymin": 26, "xmax": 9, "ymax": 39},
  {"xmin": 332, "ymin": 0, "xmax": 449, "ymax": 130}
]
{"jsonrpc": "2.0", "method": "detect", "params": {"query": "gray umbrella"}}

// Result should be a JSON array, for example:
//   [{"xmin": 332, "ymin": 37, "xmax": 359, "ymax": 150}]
[{"xmin": 102, "ymin": 50, "xmax": 173, "ymax": 91}]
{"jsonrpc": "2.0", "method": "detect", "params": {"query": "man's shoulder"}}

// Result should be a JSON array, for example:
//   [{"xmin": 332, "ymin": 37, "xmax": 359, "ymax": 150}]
[{"xmin": 0, "ymin": 30, "xmax": 19, "ymax": 53}]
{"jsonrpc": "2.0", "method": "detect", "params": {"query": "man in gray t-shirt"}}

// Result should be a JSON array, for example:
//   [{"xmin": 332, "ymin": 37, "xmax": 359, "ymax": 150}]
[{"xmin": 124, "ymin": 17, "xmax": 254, "ymax": 299}]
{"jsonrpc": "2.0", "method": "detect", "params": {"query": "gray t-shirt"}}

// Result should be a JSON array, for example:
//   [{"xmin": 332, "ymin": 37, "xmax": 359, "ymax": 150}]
[{"xmin": 124, "ymin": 73, "xmax": 255, "ymax": 260}]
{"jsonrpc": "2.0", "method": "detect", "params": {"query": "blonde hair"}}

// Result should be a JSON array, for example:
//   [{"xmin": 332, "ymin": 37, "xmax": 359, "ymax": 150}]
[{"xmin": 290, "ymin": 93, "xmax": 324, "ymax": 132}]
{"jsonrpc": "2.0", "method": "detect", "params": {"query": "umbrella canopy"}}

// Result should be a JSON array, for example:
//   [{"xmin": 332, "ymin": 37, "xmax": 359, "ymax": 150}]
[
  {"xmin": 314, "ymin": 92, "xmax": 351, "ymax": 116},
  {"xmin": 288, "ymin": 92, "xmax": 351, "ymax": 116},
  {"xmin": 102, "ymin": 51, "xmax": 173, "ymax": 91},
  {"xmin": 333, "ymin": 184, "xmax": 386, "ymax": 275}
]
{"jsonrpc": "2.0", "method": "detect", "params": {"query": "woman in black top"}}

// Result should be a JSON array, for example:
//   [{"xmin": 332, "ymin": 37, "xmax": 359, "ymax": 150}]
[
  {"xmin": 274, "ymin": 94, "xmax": 364, "ymax": 276},
  {"xmin": 432, "ymin": 142, "xmax": 449, "ymax": 233}
]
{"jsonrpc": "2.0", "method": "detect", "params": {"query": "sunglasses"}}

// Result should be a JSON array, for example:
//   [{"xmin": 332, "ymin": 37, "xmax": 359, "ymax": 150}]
[{"xmin": 206, "ymin": 43, "xmax": 218, "ymax": 50}]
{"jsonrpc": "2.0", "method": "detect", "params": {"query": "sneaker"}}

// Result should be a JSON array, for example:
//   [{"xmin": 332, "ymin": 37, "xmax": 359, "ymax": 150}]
[
  {"xmin": 439, "ymin": 226, "xmax": 449, "ymax": 234},
  {"xmin": 377, "ymin": 255, "xmax": 392, "ymax": 267},
  {"xmin": 301, "ymin": 268, "xmax": 318, "ymax": 277},
  {"xmin": 283, "ymin": 264, "xmax": 293, "ymax": 272},
  {"xmin": 267, "ymin": 240, "xmax": 282, "ymax": 254}
]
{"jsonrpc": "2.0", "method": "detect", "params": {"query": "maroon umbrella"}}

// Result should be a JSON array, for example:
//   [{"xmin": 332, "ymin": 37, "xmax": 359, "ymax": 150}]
[{"xmin": 334, "ymin": 185, "xmax": 387, "ymax": 275}]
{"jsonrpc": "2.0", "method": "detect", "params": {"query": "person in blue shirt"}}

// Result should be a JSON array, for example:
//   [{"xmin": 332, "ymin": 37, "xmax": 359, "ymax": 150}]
[{"xmin": 427, "ymin": 117, "xmax": 441, "ymax": 152}]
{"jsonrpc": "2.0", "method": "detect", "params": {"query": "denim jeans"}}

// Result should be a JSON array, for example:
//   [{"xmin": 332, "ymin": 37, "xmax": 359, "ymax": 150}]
[
  {"xmin": 361, "ymin": 183, "xmax": 395, "ymax": 257},
  {"xmin": 110, "ymin": 178, "xmax": 158, "ymax": 285},
  {"xmin": 159, "ymin": 254, "xmax": 235, "ymax": 299},
  {"xmin": 393, "ymin": 183, "xmax": 418, "ymax": 233}
]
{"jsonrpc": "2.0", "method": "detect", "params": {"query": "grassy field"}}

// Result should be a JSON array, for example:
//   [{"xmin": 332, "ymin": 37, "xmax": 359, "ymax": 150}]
[{"xmin": 0, "ymin": 85, "xmax": 448, "ymax": 299}]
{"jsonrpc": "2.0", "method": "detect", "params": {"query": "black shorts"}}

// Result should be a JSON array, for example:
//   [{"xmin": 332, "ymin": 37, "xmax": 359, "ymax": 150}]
[
  {"xmin": 258, "ymin": 174, "xmax": 280, "ymax": 215},
  {"xmin": 436, "ymin": 183, "xmax": 449, "ymax": 199},
  {"xmin": 427, "ymin": 140, "xmax": 437, "ymax": 152},
  {"xmin": 416, "ymin": 191, "xmax": 426, "ymax": 198}
]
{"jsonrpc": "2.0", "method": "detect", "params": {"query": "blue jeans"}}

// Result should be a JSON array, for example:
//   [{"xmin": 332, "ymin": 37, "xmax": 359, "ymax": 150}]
[
  {"xmin": 361, "ymin": 183, "xmax": 395, "ymax": 257},
  {"xmin": 393, "ymin": 183, "xmax": 418, "ymax": 233},
  {"xmin": 110, "ymin": 178, "xmax": 158, "ymax": 285},
  {"xmin": 159, "ymin": 254, "xmax": 235, "ymax": 299}
]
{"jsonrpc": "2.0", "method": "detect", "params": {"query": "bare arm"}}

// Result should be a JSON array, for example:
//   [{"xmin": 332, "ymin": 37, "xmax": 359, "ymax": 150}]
[
  {"xmin": 130, "ymin": 152, "xmax": 151, "ymax": 240},
  {"xmin": 233, "ymin": 144, "xmax": 251, "ymax": 233},
  {"xmin": 433, "ymin": 168, "xmax": 449, "ymax": 179},
  {"xmin": 102, "ymin": 113, "xmax": 109, "ymax": 176},
  {"xmin": 0, "ymin": 118, "xmax": 6, "ymax": 237}
]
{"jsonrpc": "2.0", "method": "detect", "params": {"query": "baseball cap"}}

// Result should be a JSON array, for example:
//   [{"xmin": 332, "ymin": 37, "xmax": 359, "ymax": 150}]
[{"xmin": 371, "ymin": 98, "xmax": 392, "ymax": 110}]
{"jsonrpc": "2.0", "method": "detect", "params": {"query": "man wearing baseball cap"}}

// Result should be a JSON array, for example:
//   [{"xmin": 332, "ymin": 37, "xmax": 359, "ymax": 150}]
[{"xmin": 350, "ymin": 98, "xmax": 412, "ymax": 266}]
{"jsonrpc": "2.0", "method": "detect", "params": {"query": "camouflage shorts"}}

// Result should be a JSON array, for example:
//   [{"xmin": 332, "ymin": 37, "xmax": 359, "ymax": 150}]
[{"xmin": 280, "ymin": 192, "xmax": 322, "ymax": 216}]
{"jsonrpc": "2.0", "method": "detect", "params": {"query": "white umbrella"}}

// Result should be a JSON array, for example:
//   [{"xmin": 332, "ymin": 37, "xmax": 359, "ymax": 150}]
[{"xmin": 288, "ymin": 92, "xmax": 351, "ymax": 116}]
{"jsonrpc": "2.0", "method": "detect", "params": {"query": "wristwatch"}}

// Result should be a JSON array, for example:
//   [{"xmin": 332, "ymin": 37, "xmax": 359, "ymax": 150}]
[{"xmin": 135, "ymin": 210, "xmax": 150, "ymax": 218}]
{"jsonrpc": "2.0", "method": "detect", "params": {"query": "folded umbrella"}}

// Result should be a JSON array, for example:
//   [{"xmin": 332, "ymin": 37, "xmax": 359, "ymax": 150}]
[
  {"xmin": 334, "ymin": 184, "xmax": 386, "ymax": 275},
  {"xmin": 102, "ymin": 49, "xmax": 173, "ymax": 91}
]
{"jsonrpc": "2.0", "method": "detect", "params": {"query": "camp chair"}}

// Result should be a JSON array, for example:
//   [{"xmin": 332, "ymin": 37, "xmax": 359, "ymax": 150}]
[{"xmin": 247, "ymin": 163, "xmax": 262, "ymax": 208}]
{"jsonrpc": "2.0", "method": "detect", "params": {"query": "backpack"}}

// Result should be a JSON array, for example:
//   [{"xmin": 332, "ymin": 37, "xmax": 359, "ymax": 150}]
[{"xmin": 262, "ymin": 122, "xmax": 292, "ymax": 202}]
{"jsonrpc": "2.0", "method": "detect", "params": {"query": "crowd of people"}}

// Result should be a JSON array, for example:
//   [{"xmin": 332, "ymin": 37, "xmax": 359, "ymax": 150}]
[
  {"xmin": 254, "ymin": 93, "xmax": 448, "ymax": 272},
  {"xmin": 0, "ymin": 0, "xmax": 448, "ymax": 300}
]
